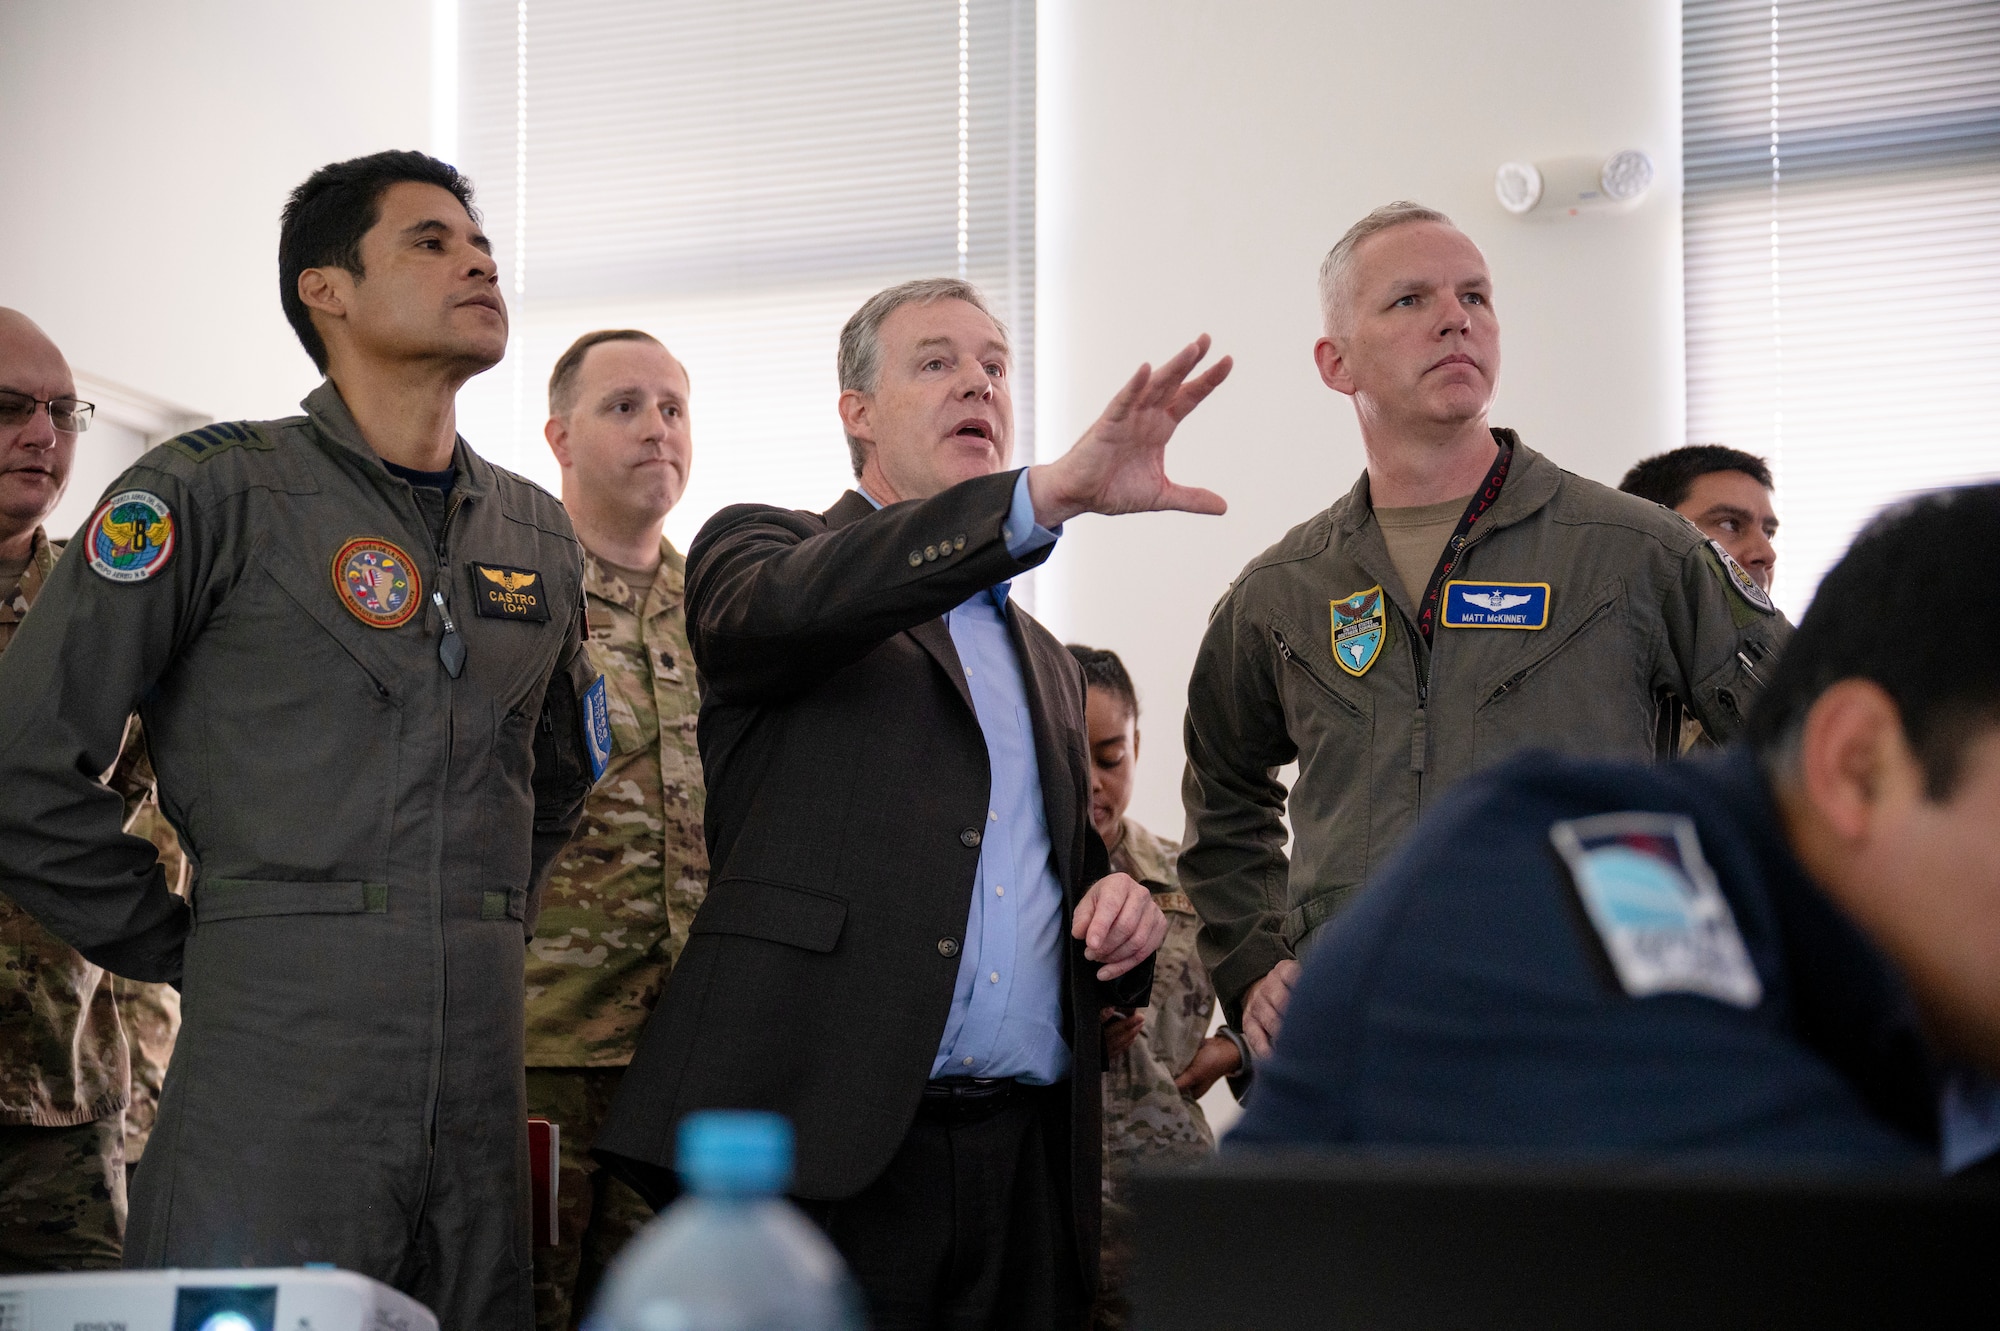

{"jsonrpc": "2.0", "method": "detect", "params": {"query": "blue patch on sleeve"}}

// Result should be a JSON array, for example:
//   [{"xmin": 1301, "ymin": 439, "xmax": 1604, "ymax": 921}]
[
  {"xmin": 583, "ymin": 675, "xmax": 612, "ymax": 781},
  {"xmin": 1442, "ymin": 580, "xmax": 1550, "ymax": 629}
]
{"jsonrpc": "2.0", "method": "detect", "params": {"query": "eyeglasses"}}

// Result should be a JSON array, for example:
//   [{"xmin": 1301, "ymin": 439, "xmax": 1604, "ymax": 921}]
[{"xmin": 0, "ymin": 389, "xmax": 95, "ymax": 433}]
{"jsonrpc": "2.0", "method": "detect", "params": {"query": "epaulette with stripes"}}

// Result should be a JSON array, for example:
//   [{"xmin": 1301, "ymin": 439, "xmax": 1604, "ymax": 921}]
[{"xmin": 162, "ymin": 420, "xmax": 275, "ymax": 462}]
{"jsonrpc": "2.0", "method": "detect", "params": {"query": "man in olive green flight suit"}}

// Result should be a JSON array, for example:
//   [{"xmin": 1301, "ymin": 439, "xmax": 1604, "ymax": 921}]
[
  {"xmin": 0, "ymin": 154, "xmax": 596, "ymax": 1330},
  {"xmin": 1181, "ymin": 202, "xmax": 1789, "ymax": 1064},
  {"xmin": 525, "ymin": 329, "xmax": 708, "ymax": 1330}
]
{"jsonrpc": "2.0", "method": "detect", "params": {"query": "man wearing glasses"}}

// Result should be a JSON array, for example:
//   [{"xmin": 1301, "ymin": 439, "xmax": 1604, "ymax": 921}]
[
  {"xmin": 0, "ymin": 308, "xmax": 132, "ymax": 1273},
  {"xmin": 0, "ymin": 153, "xmax": 598, "ymax": 1328}
]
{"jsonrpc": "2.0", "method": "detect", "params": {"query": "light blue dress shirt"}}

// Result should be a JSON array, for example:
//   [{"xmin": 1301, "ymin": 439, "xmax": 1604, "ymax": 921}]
[{"xmin": 859, "ymin": 471, "xmax": 1070, "ymax": 1083}]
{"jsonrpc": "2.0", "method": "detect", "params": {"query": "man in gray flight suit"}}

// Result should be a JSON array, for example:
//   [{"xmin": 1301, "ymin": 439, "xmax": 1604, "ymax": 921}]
[
  {"xmin": 0, "ymin": 152, "xmax": 597, "ymax": 1329},
  {"xmin": 1181, "ymin": 201, "xmax": 1789, "ymax": 1064}
]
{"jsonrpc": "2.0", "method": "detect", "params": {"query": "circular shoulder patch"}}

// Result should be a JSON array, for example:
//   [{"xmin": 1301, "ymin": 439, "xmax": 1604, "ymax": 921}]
[
  {"xmin": 86, "ymin": 490, "xmax": 176, "ymax": 583},
  {"xmin": 1707, "ymin": 538, "xmax": 1776, "ymax": 614},
  {"xmin": 333, "ymin": 537, "xmax": 423, "ymax": 629}
]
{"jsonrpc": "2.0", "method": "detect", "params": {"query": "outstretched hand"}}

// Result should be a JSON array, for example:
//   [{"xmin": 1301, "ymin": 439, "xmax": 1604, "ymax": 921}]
[{"xmin": 1027, "ymin": 335, "xmax": 1232, "ymax": 528}]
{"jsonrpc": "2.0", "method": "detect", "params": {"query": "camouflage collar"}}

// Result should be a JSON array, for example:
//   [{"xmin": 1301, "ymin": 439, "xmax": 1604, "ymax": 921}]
[
  {"xmin": 1112, "ymin": 817, "xmax": 1179, "ymax": 890},
  {"xmin": 1, "ymin": 526, "xmax": 56, "ymax": 624},
  {"xmin": 583, "ymin": 537, "xmax": 686, "ymax": 617},
  {"xmin": 301, "ymin": 379, "xmax": 495, "ymax": 498}
]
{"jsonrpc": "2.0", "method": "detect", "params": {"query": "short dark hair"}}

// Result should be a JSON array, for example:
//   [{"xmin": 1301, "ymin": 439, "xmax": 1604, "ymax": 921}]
[
  {"xmin": 1619, "ymin": 445, "xmax": 1774, "ymax": 511},
  {"xmin": 279, "ymin": 150, "xmax": 479, "ymax": 373},
  {"xmin": 1067, "ymin": 643, "xmax": 1139, "ymax": 719},
  {"xmin": 548, "ymin": 329, "xmax": 667, "ymax": 416},
  {"xmin": 1750, "ymin": 483, "xmax": 2000, "ymax": 799}
]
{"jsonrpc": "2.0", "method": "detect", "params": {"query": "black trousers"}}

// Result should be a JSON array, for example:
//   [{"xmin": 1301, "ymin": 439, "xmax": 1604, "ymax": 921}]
[{"xmin": 798, "ymin": 1081, "xmax": 1085, "ymax": 1331}]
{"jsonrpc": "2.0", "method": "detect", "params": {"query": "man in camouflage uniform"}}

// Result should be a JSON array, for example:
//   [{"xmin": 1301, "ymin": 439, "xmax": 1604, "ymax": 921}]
[
  {"xmin": 1067, "ymin": 646, "xmax": 1247, "ymax": 1331},
  {"xmin": 528, "ymin": 329, "xmax": 707, "ymax": 1330},
  {"xmin": 0, "ymin": 308, "xmax": 183, "ymax": 1268}
]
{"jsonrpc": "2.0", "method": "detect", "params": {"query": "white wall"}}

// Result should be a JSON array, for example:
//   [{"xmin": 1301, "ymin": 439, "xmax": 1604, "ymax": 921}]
[
  {"xmin": 1036, "ymin": 0, "xmax": 1687, "ymax": 841},
  {"xmin": 0, "ymin": 0, "xmax": 433, "ymax": 466}
]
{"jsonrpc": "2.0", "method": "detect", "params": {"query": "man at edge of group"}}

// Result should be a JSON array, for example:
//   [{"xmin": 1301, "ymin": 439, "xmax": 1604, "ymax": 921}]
[
  {"xmin": 528, "ymin": 329, "xmax": 707, "ymax": 1331},
  {"xmin": 1067, "ymin": 643, "xmax": 1245, "ymax": 1331},
  {"xmin": 1180, "ymin": 201, "xmax": 1791, "ymax": 1068},
  {"xmin": 1230, "ymin": 484, "xmax": 2000, "ymax": 1176},
  {"xmin": 596, "ymin": 276, "xmax": 1231, "ymax": 1329},
  {"xmin": 1620, "ymin": 443, "xmax": 1782, "ymax": 755},
  {"xmin": 0, "ymin": 152, "xmax": 597, "ymax": 1329}
]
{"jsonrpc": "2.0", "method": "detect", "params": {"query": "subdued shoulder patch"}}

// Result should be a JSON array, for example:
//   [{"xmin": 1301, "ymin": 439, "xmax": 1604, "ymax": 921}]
[
  {"xmin": 1702, "ymin": 539, "xmax": 1776, "ymax": 616},
  {"xmin": 162, "ymin": 420, "xmax": 275, "ymax": 463},
  {"xmin": 1550, "ymin": 811, "xmax": 1763, "ymax": 1009}
]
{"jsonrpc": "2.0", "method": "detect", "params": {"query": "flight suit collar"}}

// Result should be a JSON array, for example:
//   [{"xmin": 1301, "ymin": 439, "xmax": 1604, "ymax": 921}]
[
  {"xmin": 1336, "ymin": 427, "xmax": 1559, "ymax": 540},
  {"xmin": 582, "ymin": 536, "xmax": 686, "ymax": 619},
  {"xmin": 301, "ymin": 379, "xmax": 496, "ymax": 499}
]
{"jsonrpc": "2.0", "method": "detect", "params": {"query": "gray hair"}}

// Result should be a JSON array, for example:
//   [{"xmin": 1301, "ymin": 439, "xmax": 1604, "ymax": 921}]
[
  {"xmin": 1316, "ymin": 201, "xmax": 1457, "ymax": 336},
  {"xmin": 837, "ymin": 277, "xmax": 1008, "ymax": 478}
]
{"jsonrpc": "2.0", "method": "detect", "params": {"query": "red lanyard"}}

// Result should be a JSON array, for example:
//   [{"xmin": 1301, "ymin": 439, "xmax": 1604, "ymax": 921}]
[{"xmin": 1415, "ymin": 438, "xmax": 1514, "ymax": 644}]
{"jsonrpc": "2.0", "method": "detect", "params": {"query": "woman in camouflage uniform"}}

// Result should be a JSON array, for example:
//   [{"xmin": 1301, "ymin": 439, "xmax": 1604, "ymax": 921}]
[{"xmin": 1069, "ymin": 645, "xmax": 1247, "ymax": 1331}]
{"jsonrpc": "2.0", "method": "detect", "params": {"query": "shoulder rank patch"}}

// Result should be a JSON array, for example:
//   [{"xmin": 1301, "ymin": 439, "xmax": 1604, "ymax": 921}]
[
  {"xmin": 86, "ymin": 490, "xmax": 176, "ymax": 583},
  {"xmin": 1707, "ymin": 538, "xmax": 1775, "ymax": 614},
  {"xmin": 333, "ymin": 537, "xmax": 422, "ymax": 629},
  {"xmin": 583, "ymin": 674, "xmax": 612, "ymax": 780},
  {"xmin": 1550, "ymin": 811, "xmax": 1762, "ymax": 1009},
  {"xmin": 471, "ymin": 563, "xmax": 551, "ymax": 621},
  {"xmin": 162, "ymin": 420, "xmax": 274, "ymax": 462},
  {"xmin": 1442, "ymin": 580, "xmax": 1549, "ymax": 629},
  {"xmin": 1330, "ymin": 585, "xmax": 1386, "ymax": 676}
]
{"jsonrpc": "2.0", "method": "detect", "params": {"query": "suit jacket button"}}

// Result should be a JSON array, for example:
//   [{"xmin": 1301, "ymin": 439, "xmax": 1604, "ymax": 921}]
[
  {"xmin": 960, "ymin": 827, "xmax": 982, "ymax": 847},
  {"xmin": 925, "ymin": 545, "xmax": 939, "ymax": 561},
  {"xmin": 908, "ymin": 550, "xmax": 923, "ymax": 567},
  {"xmin": 938, "ymin": 937, "xmax": 960, "ymax": 958},
  {"xmin": 954, "ymin": 535, "xmax": 966, "ymax": 550}
]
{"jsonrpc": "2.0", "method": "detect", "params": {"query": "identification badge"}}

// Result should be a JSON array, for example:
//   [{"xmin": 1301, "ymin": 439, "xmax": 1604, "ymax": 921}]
[
  {"xmin": 1330, "ymin": 585, "xmax": 1386, "ymax": 677},
  {"xmin": 1441, "ymin": 580, "xmax": 1549, "ymax": 629},
  {"xmin": 471, "ymin": 563, "xmax": 551, "ymax": 621},
  {"xmin": 1550, "ymin": 811, "xmax": 1762, "ymax": 1009},
  {"xmin": 583, "ymin": 674, "xmax": 612, "ymax": 780},
  {"xmin": 333, "ymin": 537, "xmax": 421, "ymax": 628},
  {"xmin": 86, "ymin": 490, "xmax": 176, "ymax": 583},
  {"xmin": 1707, "ymin": 539, "xmax": 1775, "ymax": 614}
]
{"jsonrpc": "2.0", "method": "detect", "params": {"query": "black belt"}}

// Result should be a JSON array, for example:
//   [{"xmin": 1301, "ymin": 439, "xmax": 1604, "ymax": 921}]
[{"xmin": 921, "ymin": 1076, "xmax": 1023, "ymax": 1125}]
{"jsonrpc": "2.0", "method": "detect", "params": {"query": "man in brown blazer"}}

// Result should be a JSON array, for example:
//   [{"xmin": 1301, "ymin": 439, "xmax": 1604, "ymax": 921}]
[{"xmin": 595, "ymin": 277, "xmax": 1231, "ymax": 1329}]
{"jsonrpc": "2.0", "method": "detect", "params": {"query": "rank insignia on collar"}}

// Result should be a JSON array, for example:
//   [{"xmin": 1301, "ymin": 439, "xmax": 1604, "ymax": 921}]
[
  {"xmin": 1550, "ymin": 811, "xmax": 1763, "ymax": 1009},
  {"xmin": 472, "ymin": 563, "xmax": 551, "ymax": 621},
  {"xmin": 1330, "ymin": 585, "xmax": 1386, "ymax": 677},
  {"xmin": 333, "ymin": 537, "xmax": 422, "ymax": 629},
  {"xmin": 1707, "ymin": 539, "xmax": 1775, "ymax": 614},
  {"xmin": 1442, "ymin": 580, "xmax": 1550, "ymax": 629},
  {"xmin": 86, "ymin": 490, "xmax": 176, "ymax": 583}
]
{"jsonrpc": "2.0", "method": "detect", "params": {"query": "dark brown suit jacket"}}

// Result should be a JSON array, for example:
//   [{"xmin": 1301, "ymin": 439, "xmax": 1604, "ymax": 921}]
[{"xmin": 595, "ymin": 469, "xmax": 1149, "ymax": 1292}]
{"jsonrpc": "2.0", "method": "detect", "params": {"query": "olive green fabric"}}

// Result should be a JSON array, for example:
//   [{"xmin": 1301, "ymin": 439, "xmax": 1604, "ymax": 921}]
[
  {"xmin": 526, "ymin": 541, "xmax": 707, "ymax": 1068},
  {"xmin": 0, "ymin": 382, "xmax": 595, "ymax": 1330},
  {"xmin": 1181, "ymin": 433, "xmax": 1791, "ymax": 1015}
]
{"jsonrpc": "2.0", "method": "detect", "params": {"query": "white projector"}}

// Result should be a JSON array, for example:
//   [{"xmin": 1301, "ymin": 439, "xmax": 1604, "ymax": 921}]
[{"xmin": 0, "ymin": 1266, "xmax": 438, "ymax": 1331}]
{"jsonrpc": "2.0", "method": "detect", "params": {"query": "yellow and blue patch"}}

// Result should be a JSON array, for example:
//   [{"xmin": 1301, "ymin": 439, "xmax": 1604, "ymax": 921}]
[
  {"xmin": 1330, "ymin": 585, "xmax": 1386, "ymax": 677},
  {"xmin": 86, "ymin": 489, "xmax": 175, "ymax": 583},
  {"xmin": 1441, "ymin": 580, "xmax": 1549, "ymax": 630},
  {"xmin": 333, "ymin": 536, "xmax": 422, "ymax": 629}
]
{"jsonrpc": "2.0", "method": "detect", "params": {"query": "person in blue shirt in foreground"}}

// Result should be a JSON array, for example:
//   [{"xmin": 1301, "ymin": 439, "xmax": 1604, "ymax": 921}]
[{"xmin": 1230, "ymin": 483, "xmax": 2000, "ymax": 1171}]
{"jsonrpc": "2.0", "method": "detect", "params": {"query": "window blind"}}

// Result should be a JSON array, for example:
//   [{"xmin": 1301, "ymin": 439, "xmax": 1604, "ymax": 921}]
[
  {"xmin": 1684, "ymin": 0, "xmax": 2000, "ymax": 611},
  {"xmin": 450, "ymin": 0, "xmax": 1035, "ymax": 550}
]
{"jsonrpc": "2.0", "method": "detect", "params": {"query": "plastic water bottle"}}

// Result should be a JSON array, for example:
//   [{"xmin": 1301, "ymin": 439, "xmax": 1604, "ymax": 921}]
[{"xmin": 583, "ymin": 1111, "xmax": 867, "ymax": 1331}]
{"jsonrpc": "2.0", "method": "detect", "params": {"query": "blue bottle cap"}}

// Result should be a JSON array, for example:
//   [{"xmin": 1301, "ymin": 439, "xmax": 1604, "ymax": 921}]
[{"xmin": 677, "ymin": 1110, "xmax": 794, "ymax": 1195}]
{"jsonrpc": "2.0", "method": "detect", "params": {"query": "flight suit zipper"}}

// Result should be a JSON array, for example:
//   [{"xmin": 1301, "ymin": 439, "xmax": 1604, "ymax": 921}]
[
  {"xmin": 1272, "ymin": 627, "xmax": 1364, "ymax": 719},
  {"xmin": 412, "ymin": 485, "xmax": 469, "ymax": 1232},
  {"xmin": 1482, "ymin": 597, "xmax": 1619, "ymax": 706}
]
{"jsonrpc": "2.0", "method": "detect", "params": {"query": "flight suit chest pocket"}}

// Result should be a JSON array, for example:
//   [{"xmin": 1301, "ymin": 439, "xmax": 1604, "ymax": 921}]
[{"xmin": 1471, "ymin": 580, "xmax": 1641, "ymax": 760}]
